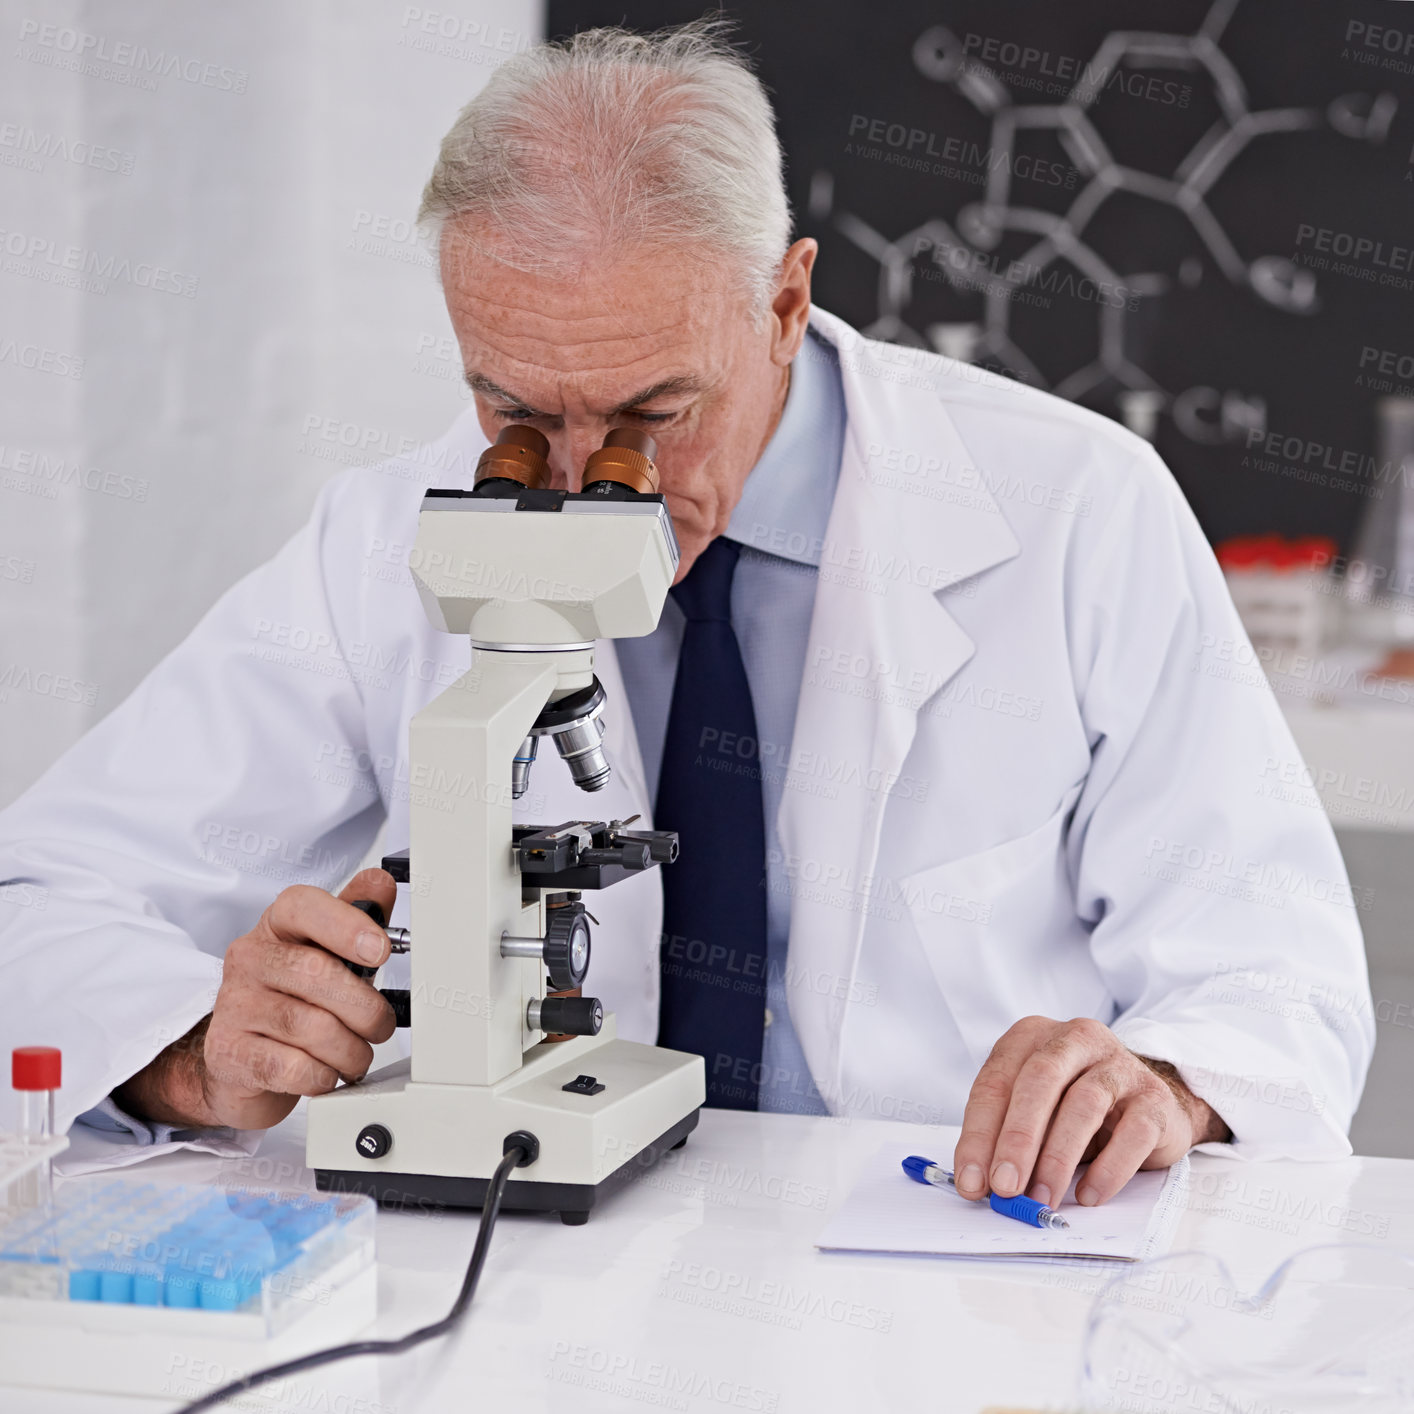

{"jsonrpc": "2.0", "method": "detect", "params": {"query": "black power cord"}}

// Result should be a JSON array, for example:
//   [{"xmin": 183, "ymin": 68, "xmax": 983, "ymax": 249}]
[{"xmin": 176, "ymin": 1136, "xmax": 538, "ymax": 1413}]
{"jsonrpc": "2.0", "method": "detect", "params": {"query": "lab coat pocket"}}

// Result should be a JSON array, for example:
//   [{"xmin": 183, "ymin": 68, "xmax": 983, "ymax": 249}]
[{"xmin": 898, "ymin": 782, "xmax": 1107, "ymax": 1064}]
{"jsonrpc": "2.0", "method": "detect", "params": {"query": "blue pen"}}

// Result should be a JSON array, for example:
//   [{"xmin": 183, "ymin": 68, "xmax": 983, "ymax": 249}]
[{"xmin": 902, "ymin": 1156, "xmax": 1069, "ymax": 1229}]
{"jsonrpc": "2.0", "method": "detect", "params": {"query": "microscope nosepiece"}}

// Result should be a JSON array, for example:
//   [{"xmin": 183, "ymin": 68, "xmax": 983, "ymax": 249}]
[{"xmin": 530, "ymin": 678, "xmax": 612, "ymax": 793}]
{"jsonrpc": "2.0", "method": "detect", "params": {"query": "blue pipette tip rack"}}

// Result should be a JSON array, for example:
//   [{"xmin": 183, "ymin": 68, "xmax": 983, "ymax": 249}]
[{"xmin": 0, "ymin": 1176, "xmax": 374, "ymax": 1333}]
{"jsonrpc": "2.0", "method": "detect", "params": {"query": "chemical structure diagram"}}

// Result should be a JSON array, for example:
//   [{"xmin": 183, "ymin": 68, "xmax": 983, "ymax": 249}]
[{"xmin": 809, "ymin": 0, "xmax": 1398, "ymax": 443}]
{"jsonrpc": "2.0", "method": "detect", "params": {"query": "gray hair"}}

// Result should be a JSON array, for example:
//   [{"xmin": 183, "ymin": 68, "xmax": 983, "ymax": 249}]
[{"xmin": 418, "ymin": 20, "xmax": 792, "ymax": 314}]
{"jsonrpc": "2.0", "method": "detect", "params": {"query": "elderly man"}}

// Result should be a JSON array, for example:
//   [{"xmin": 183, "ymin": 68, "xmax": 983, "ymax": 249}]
[{"xmin": 0, "ymin": 24, "xmax": 1371, "ymax": 1213}]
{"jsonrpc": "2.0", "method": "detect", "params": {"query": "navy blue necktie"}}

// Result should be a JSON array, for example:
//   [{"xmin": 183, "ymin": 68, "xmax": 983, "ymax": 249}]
[{"xmin": 655, "ymin": 536, "xmax": 767, "ymax": 1109}]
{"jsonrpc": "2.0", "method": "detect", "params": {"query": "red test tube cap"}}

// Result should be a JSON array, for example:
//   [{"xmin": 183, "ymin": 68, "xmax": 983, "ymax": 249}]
[{"xmin": 12, "ymin": 1047, "xmax": 61, "ymax": 1092}]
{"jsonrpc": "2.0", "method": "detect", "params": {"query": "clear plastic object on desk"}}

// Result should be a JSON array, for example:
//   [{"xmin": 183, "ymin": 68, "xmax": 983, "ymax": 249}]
[
  {"xmin": 8, "ymin": 1046, "xmax": 62, "ymax": 1208},
  {"xmin": 1078, "ymin": 1244, "xmax": 1414, "ymax": 1412},
  {"xmin": 1347, "ymin": 396, "xmax": 1414, "ymax": 664},
  {"xmin": 0, "ymin": 1177, "xmax": 374, "ymax": 1333}
]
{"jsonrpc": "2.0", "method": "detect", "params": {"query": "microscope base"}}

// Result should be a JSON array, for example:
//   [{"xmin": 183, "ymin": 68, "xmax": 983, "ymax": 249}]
[
  {"xmin": 315, "ymin": 1110, "xmax": 697, "ymax": 1225},
  {"xmin": 306, "ymin": 1022, "xmax": 706, "ymax": 1225}
]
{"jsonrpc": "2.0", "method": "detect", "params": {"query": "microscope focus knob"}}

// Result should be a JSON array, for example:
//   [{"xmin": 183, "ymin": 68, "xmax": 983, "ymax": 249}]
[
  {"xmin": 542, "ymin": 903, "xmax": 592, "ymax": 990},
  {"xmin": 529, "ymin": 995, "xmax": 603, "ymax": 1037}
]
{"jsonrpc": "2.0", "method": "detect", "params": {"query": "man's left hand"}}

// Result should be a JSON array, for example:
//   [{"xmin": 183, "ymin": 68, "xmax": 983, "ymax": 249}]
[{"xmin": 953, "ymin": 1016, "xmax": 1231, "ymax": 1209}]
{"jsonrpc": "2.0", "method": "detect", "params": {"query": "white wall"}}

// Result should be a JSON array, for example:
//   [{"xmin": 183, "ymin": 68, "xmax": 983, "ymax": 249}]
[{"xmin": 0, "ymin": 0, "xmax": 544, "ymax": 807}]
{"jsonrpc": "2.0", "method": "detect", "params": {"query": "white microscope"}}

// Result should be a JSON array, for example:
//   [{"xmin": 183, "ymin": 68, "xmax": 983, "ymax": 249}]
[{"xmin": 306, "ymin": 427, "xmax": 705, "ymax": 1224}]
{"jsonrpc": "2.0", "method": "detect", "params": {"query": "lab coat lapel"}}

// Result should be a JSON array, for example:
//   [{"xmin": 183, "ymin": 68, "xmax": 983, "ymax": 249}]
[{"xmin": 781, "ymin": 310, "xmax": 1022, "ymax": 1104}]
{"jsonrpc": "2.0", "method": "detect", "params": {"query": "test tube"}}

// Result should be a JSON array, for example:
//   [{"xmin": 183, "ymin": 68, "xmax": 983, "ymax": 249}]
[{"xmin": 12, "ymin": 1046, "xmax": 61, "ymax": 1207}]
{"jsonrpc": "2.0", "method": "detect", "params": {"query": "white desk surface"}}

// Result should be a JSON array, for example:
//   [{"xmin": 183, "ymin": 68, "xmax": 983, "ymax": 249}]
[
  {"xmin": 1282, "ymin": 698, "xmax": 1414, "ymax": 832},
  {"xmin": 12, "ymin": 1109, "xmax": 1414, "ymax": 1414}
]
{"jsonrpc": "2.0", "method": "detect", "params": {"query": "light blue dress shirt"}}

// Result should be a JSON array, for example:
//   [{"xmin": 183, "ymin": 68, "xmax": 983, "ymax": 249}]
[{"xmin": 616, "ymin": 325, "xmax": 845, "ymax": 1114}]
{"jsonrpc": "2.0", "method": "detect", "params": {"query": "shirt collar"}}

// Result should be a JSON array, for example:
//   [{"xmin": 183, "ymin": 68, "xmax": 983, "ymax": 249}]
[{"xmin": 724, "ymin": 325, "xmax": 844, "ymax": 569}]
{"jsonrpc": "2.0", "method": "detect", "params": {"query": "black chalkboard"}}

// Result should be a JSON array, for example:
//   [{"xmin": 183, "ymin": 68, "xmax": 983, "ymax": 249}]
[{"xmin": 544, "ymin": 1, "xmax": 1414, "ymax": 549}]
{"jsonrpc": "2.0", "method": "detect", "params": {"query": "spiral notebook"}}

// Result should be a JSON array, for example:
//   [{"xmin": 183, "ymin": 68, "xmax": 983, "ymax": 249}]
[{"xmin": 816, "ymin": 1136, "xmax": 1189, "ymax": 1263}]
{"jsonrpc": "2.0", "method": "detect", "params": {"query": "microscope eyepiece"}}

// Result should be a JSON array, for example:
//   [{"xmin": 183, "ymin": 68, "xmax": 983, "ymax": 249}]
[
  {"xmin": 581, "ymin": 426, "xmax": 660, "ymax": 497},
  {"xmin": 473, "ymin": 425, "xmax": 552, "ymax": 496}
]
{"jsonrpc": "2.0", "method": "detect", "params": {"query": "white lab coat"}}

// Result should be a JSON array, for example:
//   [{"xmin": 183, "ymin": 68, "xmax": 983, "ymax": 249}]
[{"xmin": 0, "ymin": 308, "xmax": 1372, "ymax": 1165}]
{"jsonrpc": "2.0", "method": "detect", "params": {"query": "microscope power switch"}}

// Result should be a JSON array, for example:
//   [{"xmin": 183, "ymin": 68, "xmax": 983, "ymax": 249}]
[
  {"xmin": 562, "ymin": 1074, "xmax": 606, "ymax": 1096},
  {"xmin": 356, "ymin": 1124, "xmax": 393, "ymax": 1160}
]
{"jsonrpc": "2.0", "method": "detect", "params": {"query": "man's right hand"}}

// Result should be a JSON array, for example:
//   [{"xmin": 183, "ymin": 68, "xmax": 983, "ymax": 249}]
[{"xmin": 114, "ymin": 868, "xmax": 399, "ymax": 1130}]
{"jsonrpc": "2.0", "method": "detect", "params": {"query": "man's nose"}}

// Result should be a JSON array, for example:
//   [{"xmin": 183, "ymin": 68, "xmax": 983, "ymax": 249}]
[{"xmin": 548, "ymin": 427, "xmax": 604, "ymax": 492}]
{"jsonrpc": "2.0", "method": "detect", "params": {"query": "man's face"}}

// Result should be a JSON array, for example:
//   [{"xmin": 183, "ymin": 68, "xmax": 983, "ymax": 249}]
[{"xmin": 440, "ymin": 225, "xmax": 816, "ymax": 578}]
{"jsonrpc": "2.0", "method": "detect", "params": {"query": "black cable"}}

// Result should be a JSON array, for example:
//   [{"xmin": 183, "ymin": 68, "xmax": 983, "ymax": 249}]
[{"xmin": 175, "ymin": 1143, "xmax": 529, "ymax": 1414}]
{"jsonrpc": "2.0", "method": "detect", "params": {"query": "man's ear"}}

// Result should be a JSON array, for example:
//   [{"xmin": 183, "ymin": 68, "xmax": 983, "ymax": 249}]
[{"xmin": 770, "ymin": 237, "xmax": 818, "ymax": 365}]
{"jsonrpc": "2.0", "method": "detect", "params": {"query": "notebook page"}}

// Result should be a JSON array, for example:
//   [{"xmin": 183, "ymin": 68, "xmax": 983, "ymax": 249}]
[{"xmin": 817, "ymin": 1138, "xmax": 1189, "ymax": 1263}]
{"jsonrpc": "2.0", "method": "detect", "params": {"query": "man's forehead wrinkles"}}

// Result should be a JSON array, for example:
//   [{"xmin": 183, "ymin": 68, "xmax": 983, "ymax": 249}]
[
  {"xmin": 470, "ymin": 360, "xmax": 708, "ymax": 413},
  {"xmin": 468, "ymin": 329, "xmax": 708, "ymax": 391},
  {"xmin": 443, "ymin": 251, "xmax": 732, "ymax": 405},
  {"xmin": 462, "ymin": 294, "xmax": 700, "ymax": 326},
  {"xmin": 452, "ymin": 287, "xmax": 702, "ymax": 338},
  {"xmin": 490, "ymin": 333, "xmax": 697, "ymax": 368},
  {"xmin": 461, "ymin": 316, "xmax": 712, "ymax": 378}
]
